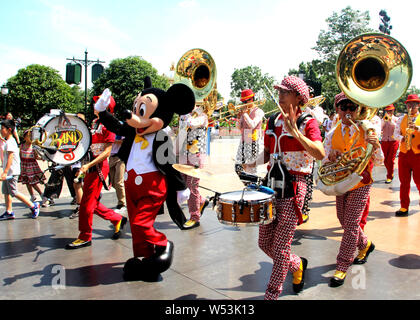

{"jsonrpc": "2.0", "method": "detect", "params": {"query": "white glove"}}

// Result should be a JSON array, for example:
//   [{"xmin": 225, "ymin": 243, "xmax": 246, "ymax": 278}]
[
  {"xmin": 177, "ymin": 188, "xmax": 190, "ymax": 205},
  {"xmin": 94, "ymin": 88, "xmax": 112, "ymax": 112}
]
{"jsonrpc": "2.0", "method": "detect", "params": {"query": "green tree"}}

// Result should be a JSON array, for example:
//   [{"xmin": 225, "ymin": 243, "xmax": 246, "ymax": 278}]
[
  {"xmin": 6, "ymin": 64, "xmax": 75, "ymax": 126},
  {"xmin": 310, "ymin": 6, "xmax": 375, "ymax": 113},
  {"xmin": 230, "ymin": 65, "xmax": 276, "ymax": 114},
  {"xmin": 91, "ymin": 56, "xmax": 170, "ymax": 120},
  {"xmin": 393, "ymin": 86, "xmax": 420, "ymax": 114}
]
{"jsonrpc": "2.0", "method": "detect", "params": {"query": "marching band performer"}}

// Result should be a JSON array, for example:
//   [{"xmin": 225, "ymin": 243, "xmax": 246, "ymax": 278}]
[
  {"xmin": 235, "ymin": 89, "xmax": 265, "ymax": 175},
  {"xmin": 381, "ymin": 104, "xmax": 399, "ymax": 184},
  {"xmin": 323, "ymin": 92, "xmax": 383, "ymax": 287},
  {"xmin": 65, "ymin": 96, "xmax": 127, "ymax": 249},
  {"xmin": 394, "ymin": 94, "xmax": 420, "ymax": 217},
  {"xmin": 259, "ymin": 76, "xmax": 325, "ymax": 299},
  {"xmin": 177, "ymin": 105, "xmax": 210, "ymax": 229}
]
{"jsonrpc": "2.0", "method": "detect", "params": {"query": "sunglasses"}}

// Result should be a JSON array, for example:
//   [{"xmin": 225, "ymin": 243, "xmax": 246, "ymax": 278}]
[{"xmin": 340, "ymin": 104, "xmax": 358, "ymax": 112}]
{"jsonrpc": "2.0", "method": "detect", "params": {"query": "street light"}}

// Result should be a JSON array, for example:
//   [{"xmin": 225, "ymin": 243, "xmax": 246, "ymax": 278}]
[{"xmin": 1, "ymin": 85, "xmax": 8, "ymax": 115}]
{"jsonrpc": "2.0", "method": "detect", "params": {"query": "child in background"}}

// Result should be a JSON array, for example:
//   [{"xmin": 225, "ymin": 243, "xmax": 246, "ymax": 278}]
[
  {"xmin": 0, "ymin": 120, "xmax": 40, "ymax": 220},
  {"xmin": 18, "ymin": 130, "xmax": 45, "ymax": 202}
]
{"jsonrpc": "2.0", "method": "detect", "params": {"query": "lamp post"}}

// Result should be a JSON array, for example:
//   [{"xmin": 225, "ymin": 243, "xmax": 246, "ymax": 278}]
[
  {"xmin": 1, "ymin": 85, "xmax": 9, "ymax": 115},
  {"xmin": 66, "ymin": 50, "xmax": 105, "ymax": 115}
]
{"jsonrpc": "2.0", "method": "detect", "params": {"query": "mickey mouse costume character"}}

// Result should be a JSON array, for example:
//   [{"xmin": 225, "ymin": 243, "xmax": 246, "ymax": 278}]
[{"xmin": 95, "ymin": 77, "xmax": 195, "ymax": 281}]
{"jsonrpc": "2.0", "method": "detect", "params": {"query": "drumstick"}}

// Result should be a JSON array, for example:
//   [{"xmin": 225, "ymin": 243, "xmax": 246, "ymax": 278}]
[{"xmin": 264, "ymin": 83, "xmax": 286, "ymax": 118}]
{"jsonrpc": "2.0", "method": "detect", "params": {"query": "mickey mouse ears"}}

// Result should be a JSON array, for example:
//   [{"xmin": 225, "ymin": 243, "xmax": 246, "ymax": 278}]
[{"xmin": 167, "ymin": 83, "xmax": 195, "ymax": 115}]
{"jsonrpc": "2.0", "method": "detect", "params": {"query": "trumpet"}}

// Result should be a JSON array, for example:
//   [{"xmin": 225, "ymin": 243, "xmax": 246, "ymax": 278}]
[
  {"xmin": 303, "ymin": 95, "xmax": 326, "ymax": 109},
  {"xmin": 216, "ymin": 99, "xmax": 266, "ymax": 120},
  {"xmin": 383, "ymin": 114, "xmax": 391, "ymax": 121},
  {"xmin": 405, "ymin": 114, "xmax": 416, "ymax": 150}
]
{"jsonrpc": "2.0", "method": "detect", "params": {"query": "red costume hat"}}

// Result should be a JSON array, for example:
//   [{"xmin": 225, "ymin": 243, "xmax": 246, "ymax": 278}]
[
  {"xmin": 384, "ymin": 104, "xmax": 395, "ymax": 111},
  {"xmin": 405, "ymin": 94, "xmax": 420, "ymax": 104},
  {"xmin": 93, "ymin": 95, "xmax": 116, "ymax": 113},
  {"xmin": 274, "ymin": 76, "xmax": 309, "ymax": 104},
  {"xmin": 240, "ymin": 89, "xmax": 255, "ymax": 102}
]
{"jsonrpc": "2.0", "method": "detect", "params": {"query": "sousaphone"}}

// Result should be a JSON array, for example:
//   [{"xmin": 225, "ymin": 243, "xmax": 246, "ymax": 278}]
[
  {"xmin": 174, "ymin": 48, "xmax": 217, "ymax": 117},
  {"xmin": 317, "ymin": 33, "xmax": 412, "ymax": 196}
]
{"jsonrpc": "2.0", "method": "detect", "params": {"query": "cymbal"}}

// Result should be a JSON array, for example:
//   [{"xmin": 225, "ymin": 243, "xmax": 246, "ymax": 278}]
[{"xmin": 173, "ymin": 164, "xmax": 214, "ymax": 180}]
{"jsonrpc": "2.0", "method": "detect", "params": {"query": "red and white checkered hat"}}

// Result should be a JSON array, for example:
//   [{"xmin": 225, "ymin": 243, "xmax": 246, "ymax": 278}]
[
  {"xmin": 274, "ymin": 76, "xmax": 309, "ymax": 104},
  {"xmin": 334, "ymin": 92, "xmax": 351, "ymax": 108}
]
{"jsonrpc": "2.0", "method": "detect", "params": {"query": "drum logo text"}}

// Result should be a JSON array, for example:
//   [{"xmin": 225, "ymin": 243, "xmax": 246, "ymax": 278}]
[{"xmin": 49, "ymin": 129, "xmax": 83, "ymax": 153}]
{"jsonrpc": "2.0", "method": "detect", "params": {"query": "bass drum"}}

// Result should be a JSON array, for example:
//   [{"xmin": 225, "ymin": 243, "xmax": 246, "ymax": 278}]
[{"xmin": 31, "ymin": 111, "xmax": 91, "ymax": 165}]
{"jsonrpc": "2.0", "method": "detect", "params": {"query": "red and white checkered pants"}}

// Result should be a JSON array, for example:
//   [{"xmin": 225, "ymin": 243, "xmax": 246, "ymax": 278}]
[
  {"xmin": 258, "ymin": 175, "xmax": 306, "ymax": 300},
  {"xmin": 335, "ymin": 184, "xmax": 370, "ymax": 272}
]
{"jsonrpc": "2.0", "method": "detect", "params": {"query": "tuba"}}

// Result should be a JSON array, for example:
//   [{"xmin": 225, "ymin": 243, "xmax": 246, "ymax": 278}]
[
  {"xmin": 174, "ymin": 48, "xmax": 217, "ymax": 117},
  {"xmin": 317, "ymin": 33, "xmax": 412, "ymax": 196}
]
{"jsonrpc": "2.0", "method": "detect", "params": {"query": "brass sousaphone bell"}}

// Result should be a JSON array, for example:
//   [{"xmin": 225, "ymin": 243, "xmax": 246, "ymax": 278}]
[
  {"xmin": 317, "ymin": 33, "xmax": 412, "ymax": 196},
  {"xmin": 174, "ymin": 48, "xmax": 217, "ymax": 117}
]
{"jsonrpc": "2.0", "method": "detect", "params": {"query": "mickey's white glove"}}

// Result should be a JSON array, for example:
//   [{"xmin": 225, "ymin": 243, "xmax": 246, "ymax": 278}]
[
  {"xmin": 177, "ymin": 188, "xmax": 190, "ymax": 205},
  {"xmin": 94, "ymin": 88, "xmax": 112, "ymax": 112}
]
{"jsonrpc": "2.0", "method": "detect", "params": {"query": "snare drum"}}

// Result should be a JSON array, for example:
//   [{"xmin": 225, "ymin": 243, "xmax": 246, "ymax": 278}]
[
  {"xmin": 31, "ymin": 111, "xmax": 91, "ymax": 165},
  {"xmin": 216, "ymin": 190, "xmax": 276, "ymax": 226}
]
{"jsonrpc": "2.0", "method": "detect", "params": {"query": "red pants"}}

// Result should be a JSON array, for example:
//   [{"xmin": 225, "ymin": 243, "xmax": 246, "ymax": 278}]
[
  {"xmin": 398, "ymin": 150, "xmax": 420, "ymax": 209},
  {"xmin": 258, "ymin": 175, "xmax": 306, "ymax": 300},
  {"xmin": 125, "ymin": 169, "xmax": 168, "ymax": 258},
  {"xmin": 381, "ymin": 140, "xmax": 399, "ymax": 180},
  {"xmin": 336, "ymin": 185, "xmax": 370, "ymax": 272},
  {"xmin": 78, "ymin": 162, "xmax": 123, "ymax": 241}
]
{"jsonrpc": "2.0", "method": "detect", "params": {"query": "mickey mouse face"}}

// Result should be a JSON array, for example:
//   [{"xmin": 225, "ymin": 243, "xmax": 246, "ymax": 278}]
[{"xmin": 133, "ymin": 93, "xmax": 158, "ymax": 121}]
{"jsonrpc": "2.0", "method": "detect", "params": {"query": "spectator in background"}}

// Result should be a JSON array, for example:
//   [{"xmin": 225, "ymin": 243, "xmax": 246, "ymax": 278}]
[
  {"xmin": 5, "ymin": 113, "xmax": 20, "ymax": 145},
  {"xmin": 18, "ymin": 129, "xmax": 45, "ymax": 202},
  {"xmin": 109, "ymin": 134, "xmax": 127, "ymax": 215}
]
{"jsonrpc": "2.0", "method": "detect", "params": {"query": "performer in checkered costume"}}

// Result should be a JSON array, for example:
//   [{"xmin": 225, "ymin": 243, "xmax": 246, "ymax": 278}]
[
  {"xmin": 323, "ymin": 92, "xmax": 383, "ymax": 287},
  {"xmin": 259, "ymin": 76, "xmax": 325, "ymax": 300},
  {"xmin": 177, "ymin": 105, "xmax": 209, "ymax": 229},
  {"xmin": 235, "ymin": 89, "xmax": 265, "ymax": 175}
]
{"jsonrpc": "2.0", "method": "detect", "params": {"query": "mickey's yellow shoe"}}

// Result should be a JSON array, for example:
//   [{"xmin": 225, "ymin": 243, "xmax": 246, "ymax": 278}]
[{"xmin": 302, "ymin": 213, "xmax": 309, "ymax": 223}]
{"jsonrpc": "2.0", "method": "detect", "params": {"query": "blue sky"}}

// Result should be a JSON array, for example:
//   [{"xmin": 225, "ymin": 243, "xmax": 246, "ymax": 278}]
[{"xmin": 1, "ymin": 0, "xmax": 419, "ymax": 101}]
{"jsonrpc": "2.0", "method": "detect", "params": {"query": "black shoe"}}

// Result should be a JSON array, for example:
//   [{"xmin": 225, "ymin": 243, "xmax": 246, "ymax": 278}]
[
  {"xmin": 112, "ymin": 216, "xmax": 128, "ymax": 240},
  {"xmin": 330, "ymin": 271, "xmax": 346, "ymax": 288},
  {"xmin": 65, "ymin": 239, "xmax": 91, "ymax": 250},
  {"xmin": 353, "ymin": 242, "xmax": 375, "ymax": 264},
  {"xmin": 69, "ymin": 206, "xmax": 79, "ymax": 219},
  {"xmin": 395, "ymin": 209, "xmax": 409, "ymax": 217},
  {"xmin": 200, "ymin": 199, "xmax": 210, "ymax": 216},
  {"xmin": 292, "ymin": 257, "xmax": 308, "ymax": 293}
]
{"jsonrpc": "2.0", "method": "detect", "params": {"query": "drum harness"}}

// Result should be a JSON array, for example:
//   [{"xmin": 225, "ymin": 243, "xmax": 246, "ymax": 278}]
[{"xmin": 264, "ymin": 112, "xmax": 313, "ymax": 198}]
